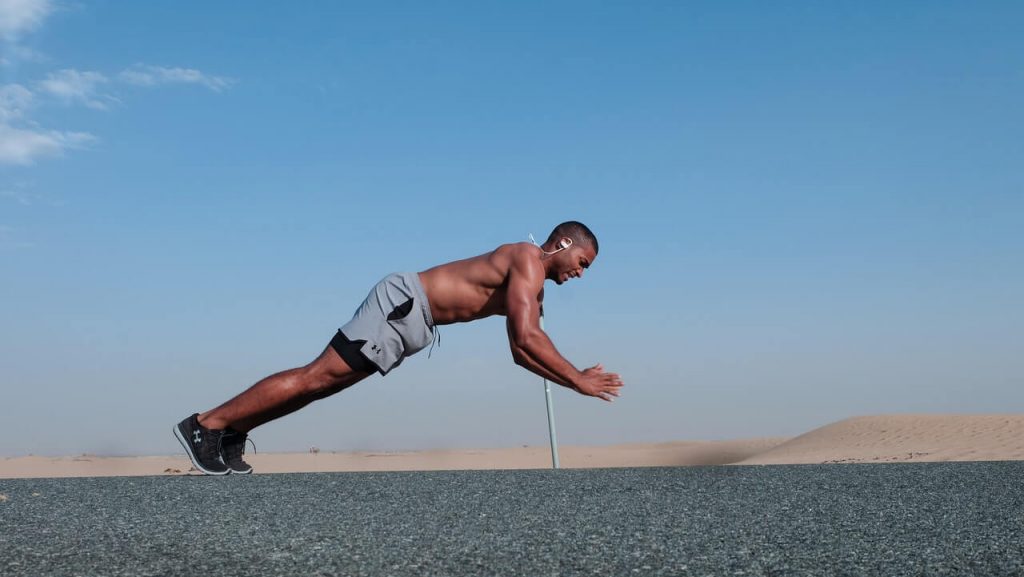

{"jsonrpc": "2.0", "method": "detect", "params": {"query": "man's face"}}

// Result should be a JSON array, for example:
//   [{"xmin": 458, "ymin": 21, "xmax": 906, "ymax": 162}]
[{"xmin": 552, "ymin": 245, "xmax": 596, "ymax": 285}]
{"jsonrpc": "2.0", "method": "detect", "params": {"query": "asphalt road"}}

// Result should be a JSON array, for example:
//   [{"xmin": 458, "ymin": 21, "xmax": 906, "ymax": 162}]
[{"xmin": 2, "ymin": 462, "xmax": 1023, "ymax": 576}]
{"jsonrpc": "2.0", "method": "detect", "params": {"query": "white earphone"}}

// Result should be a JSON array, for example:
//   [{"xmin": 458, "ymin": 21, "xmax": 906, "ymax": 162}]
[{"xmin": 542, "ymin": 237, "xmax": 573, "ymax": 256}]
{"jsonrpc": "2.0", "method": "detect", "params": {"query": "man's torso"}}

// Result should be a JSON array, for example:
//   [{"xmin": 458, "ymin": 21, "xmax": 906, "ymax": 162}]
[{"xmin": 417, "ymin": 242, "xmax": 542, "ymax": 326}]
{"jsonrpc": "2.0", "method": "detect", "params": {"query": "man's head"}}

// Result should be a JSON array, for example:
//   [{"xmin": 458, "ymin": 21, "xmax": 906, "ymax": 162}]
[{"xmin": 542, "ymin": 221, "xmax": 599, "ymax": 285}]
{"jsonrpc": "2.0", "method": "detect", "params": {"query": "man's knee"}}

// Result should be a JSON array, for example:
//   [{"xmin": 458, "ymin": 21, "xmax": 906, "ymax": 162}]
[
  {"xmin": 304, "ymin": 342, "xmax": 372, "ymax": 394},
  {"xmin": 304, "ymin": 368, "xmax": 369, "ymax": 400},
  {"xmin": 305, "ymin": 350, "xmax": 347, "ymax": 383}
]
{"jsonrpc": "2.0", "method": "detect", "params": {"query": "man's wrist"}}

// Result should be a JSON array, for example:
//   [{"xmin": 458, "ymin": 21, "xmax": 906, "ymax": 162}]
[{"xmin": 568, "ymin": 370, "xmax": 584, "ymax": 391}]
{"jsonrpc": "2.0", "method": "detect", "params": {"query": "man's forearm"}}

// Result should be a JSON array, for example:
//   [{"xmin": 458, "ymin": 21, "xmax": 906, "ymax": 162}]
[
  {"xmin": 516, "ymin": 332, "xmax": 582, "ymax": 389},
  {"xmin": 515, "ymin": 348, "xmax": 577, "ymax": 390}
]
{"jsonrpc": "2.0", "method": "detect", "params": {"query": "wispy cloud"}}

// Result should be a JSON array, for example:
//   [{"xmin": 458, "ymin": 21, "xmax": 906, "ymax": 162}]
[
  {"xmin": 0, "ymin": 123, "xmax": 93, "ymax": 165},
  {"xmin": 2, "ymin": 61, "xmax": 233, "ymax": 165},
  {"xmin": 1, "ymin": 5, "xmax": 233, "ymax": 167},
  {"xmin": 119, "ymin": 64, "xmax": 233, "ymax": 92},
  {"xmin": 1, "ymin": 43, "xmax": 46, "ymax": 66},
  {"xmin": 0, "ymin": 0, "xmax": 53, "ymax": 41},
  {"xmin": 38, "ymin": 69, "xmax": 117, "ymax": 110},
  {"xmin": 0, "ymin": 83, "xmax": 32, "ymax": 121},
  {"xmin": 33, "ymin": 65, "xmax": 233, "ymax": 111},
  {"xmin": 1, "ymin": 82, "xmax": 96, "ymax": 164},
  {"xmin": 0, "ymin": 3, "xmax": 89, "ymax": 166}
]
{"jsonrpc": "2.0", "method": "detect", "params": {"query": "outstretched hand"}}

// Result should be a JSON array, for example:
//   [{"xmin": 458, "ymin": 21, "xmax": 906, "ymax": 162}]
[{"xmin": 576, "ymin": 364, "xmax": 624, "ymax": 402}]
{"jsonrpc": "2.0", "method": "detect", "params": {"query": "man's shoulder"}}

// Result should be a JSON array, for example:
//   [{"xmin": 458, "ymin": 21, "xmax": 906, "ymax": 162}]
[
  {"xmin": 496, "ymin": 241, "xmax": 540, "ymax": 253},
  {"xmin": 498, "ymin": 242, "xmax": 542, "ymax": 266},
  {"xmin": 500, "ymin": 243, "xmax": 544, "ymax": 288}
]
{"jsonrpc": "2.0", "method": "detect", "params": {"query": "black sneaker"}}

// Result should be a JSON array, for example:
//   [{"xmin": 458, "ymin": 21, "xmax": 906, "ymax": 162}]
[
  {"xmin": 220, "ymin": 428, "xmax": 254, "ymax": 474},
  {"xmin": 173, "ymin": 413, "xmax": 230, "ymax": 475}
]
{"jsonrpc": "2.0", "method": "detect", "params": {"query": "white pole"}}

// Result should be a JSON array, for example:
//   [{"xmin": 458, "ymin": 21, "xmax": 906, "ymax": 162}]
[
  {"xmin": 528, "ymin": 233, "xmax": 560, "ymax": 469},
  {"xmin": 540, "ymin": 314, "xmax": 560, "ymax": 469}
]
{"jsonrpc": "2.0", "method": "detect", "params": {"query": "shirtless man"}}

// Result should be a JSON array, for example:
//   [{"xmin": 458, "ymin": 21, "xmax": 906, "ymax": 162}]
[{"xmin": 173, "ymin": 221, "xmax": 624, "ymax": 475}]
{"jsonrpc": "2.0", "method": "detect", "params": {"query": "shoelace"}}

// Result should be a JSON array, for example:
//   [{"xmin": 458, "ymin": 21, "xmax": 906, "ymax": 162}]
[
  {"xmin": 222, "ymin": 433, "xmax": 256, "ymax": 464},
  {"xmin": 222, "ymin": 436, "xmax": 242, "ymax": 462},
  {"xmin": 199, "ymin": 429, "xmax": 226, "ymax": 463}
]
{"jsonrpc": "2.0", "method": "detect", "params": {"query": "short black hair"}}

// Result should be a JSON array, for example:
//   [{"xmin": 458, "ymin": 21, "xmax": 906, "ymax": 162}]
[{"xmin": 547, "ymin": 221, "xmax": 598, "ymax": 254}]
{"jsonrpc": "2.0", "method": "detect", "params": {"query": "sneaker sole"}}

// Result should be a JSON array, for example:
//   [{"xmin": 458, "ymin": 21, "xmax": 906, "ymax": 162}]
[
  {"xmin": 228, "ymin": 467, "xmax": 253, "ymax": 475},
  {"xmin": 173, "ymin": 423, "xmax": 230, "ymax": 476}
]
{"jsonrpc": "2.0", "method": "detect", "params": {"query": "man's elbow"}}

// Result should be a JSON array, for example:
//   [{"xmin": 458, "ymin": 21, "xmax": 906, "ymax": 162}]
[
  {"xmin": 512, "ymin": 329, "xmax": 538, "ymax": 353},
  {"xmin": 510, "ymin": 345, "xmax": 528, "ymax": 367}
]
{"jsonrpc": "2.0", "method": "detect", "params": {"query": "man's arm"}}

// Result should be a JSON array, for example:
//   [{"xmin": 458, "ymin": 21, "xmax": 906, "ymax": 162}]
[
  {"xmin": 504, "ymin": 248, "xmax": 584, "ymax": 389},
  {"xmin": 506, "ymin": 317, "xmax": 576, "ymax": 389}
]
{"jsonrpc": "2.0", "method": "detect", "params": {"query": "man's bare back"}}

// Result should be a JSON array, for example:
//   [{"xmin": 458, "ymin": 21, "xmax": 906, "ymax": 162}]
[{"xmin": 419, "ymin": 242, "xmax": 546, "ymax": 325}]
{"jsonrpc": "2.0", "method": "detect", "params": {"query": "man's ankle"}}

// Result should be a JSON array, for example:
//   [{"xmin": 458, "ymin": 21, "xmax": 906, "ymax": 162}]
[{"xmin": 197, "ymin": 413, "xmax": 227, "ymax": 430}]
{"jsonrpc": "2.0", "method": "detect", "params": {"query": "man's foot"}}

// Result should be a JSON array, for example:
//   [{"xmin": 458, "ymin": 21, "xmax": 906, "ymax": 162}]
[
  {"xmin": 220, "ymin": 428, "xmax": 254, "ymax": 474},
  {"xmin": 173, "ymin": 413, "xmax": 230, "ymax": 475}
]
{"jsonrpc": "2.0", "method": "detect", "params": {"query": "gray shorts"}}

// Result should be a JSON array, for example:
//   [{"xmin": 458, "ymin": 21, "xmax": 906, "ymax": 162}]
[{"xmin": 338, "ymin": 272, "xmax": 435, "ymax": 375}]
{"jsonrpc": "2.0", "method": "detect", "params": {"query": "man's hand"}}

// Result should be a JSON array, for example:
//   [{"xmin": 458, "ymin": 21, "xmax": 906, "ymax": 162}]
[{"xmin": 575, "ymin": 364, "xmax": 624, "ymax": 402}]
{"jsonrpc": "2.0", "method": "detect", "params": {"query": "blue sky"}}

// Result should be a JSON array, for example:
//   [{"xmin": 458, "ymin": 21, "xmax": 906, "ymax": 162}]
[{"xmin": 1, "ymin": 1, "xmax": 1021, "ymax": 456}]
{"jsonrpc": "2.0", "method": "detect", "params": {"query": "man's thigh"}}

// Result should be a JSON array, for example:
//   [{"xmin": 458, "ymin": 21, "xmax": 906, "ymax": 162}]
[{"xmin": 310, "ymin": 333, "xmax": 376, "ymax": 384}]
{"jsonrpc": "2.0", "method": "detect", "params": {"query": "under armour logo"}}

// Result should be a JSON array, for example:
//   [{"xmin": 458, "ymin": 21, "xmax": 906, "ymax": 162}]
[
  {"xmin": 193, "ymin": 430, "xmax": 201, "ymax": 444},
  {"xmin": 371, "ymin": 344, "xmax": 381, "ymax": 354}
]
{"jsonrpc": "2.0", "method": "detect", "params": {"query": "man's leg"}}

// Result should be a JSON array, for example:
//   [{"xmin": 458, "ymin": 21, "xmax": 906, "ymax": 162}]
[{"xmin": 197, "ymin": 345, "xmax": 373, "ymax": 434}]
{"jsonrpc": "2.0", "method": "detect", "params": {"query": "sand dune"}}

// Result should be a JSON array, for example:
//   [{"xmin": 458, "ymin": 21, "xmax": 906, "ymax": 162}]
[
  {"xmin": 738, "ymin": 414, "xmax": 1024, "ymax": 465},
  {"xmin": 2, "ymin": 414, "xmax": 1022, "ymax": 478}
]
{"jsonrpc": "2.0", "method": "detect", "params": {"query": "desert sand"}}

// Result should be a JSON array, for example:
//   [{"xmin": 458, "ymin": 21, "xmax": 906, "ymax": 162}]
[
  {"xmin": 738, "ymin": 414, "xmax": 1024, "ymax": 465},
  {"xmin": 2, "ymin": 414, "xmax": 1022, "ymax": 479}
]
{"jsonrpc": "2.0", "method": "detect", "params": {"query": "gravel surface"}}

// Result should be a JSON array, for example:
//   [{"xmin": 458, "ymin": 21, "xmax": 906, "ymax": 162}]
[{"xmin": 2, "ymin": 462, "xmax": 1023, "ymax": 576}]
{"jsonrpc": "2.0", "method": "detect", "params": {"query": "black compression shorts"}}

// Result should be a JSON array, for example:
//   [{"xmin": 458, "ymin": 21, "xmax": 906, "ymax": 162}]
[{"xmin": 328, "ymin": 330, "xmax": 376, "ymax": 374}]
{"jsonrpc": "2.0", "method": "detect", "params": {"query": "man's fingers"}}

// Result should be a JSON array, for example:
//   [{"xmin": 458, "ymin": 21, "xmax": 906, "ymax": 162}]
[{"xmin": 581, "ymin": 368, "xmax": 624, "ymax": 402}]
